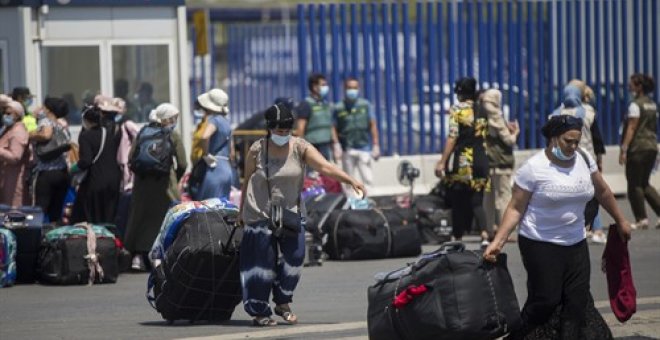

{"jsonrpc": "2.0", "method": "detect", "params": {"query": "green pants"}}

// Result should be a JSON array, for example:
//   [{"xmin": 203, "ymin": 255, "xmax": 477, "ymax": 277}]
[{"xmin": 625, "ymin": 150, "xmax": 660, "ymax": 221}]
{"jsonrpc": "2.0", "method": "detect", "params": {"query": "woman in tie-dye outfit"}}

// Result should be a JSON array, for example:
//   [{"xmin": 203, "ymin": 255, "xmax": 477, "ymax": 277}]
[{"xmin": 239, "ymin": 103, "xmax": 365, "ymax": 327}]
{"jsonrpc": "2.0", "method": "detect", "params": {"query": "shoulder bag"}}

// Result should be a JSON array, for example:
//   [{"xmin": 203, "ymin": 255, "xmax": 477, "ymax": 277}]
[
  {"xmin": 264, "ymin": 138, "xmax": 304, "ymax": 238},
  {"xmin": 71, "ymin": 127, "xmax": 106, "ymax": 187}
]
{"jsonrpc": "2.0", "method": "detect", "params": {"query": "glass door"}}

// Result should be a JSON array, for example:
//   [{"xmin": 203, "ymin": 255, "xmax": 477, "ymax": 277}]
[{"xmin": 40, "ymin": 44, "xmax": 102, "ymax": 125}]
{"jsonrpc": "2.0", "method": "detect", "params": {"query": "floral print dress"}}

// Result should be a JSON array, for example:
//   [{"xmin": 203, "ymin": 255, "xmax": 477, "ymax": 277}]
[{"xmin": 446, "ymin": 101, "xmax": 490, "ymax": 192}]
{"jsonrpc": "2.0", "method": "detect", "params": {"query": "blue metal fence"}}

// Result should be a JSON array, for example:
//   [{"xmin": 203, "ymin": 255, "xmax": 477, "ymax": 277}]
[{"xmin": 209, "ymin": 0, "xmax": 660, "ymax": 155}]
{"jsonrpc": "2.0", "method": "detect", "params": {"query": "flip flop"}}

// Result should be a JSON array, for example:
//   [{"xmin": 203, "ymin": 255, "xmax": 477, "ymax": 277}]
[
  {"xmin": 274, "ymin": 305, "xmax": 298, "ymax": 325},
  {"xmin": 252, "ymin": 317, "xmax": 277, "ymax": 327}
]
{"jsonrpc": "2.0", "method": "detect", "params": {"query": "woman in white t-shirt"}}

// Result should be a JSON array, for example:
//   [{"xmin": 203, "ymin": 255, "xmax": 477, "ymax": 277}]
[{"xmin": 483, "ymin": 115, "xmax": 632, "ymax": 338}]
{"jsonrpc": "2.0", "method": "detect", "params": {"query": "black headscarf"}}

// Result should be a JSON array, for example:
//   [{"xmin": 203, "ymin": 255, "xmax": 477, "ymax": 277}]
[
  {"xmin": 541, "ymin": 114, "xmax": 583, "ymax": 139},
  {"xmin": 264, "ymin": 103, "xmax": 295, "ymax": 130}
]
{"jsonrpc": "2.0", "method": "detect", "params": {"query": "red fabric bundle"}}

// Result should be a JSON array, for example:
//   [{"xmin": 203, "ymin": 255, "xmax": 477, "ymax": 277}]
[
  {"xmin": 393, "ymin": 284, "xmax": 429, "ymax": 309},
  {"xmin": 602, "ymin": 224, "xmax": 636, "ymax": 323}
]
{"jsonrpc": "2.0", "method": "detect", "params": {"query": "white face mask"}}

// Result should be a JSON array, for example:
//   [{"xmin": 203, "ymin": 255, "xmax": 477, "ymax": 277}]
[{"xmin": 270, "ymin": 133, "xmax": 291, "ymax": 146}]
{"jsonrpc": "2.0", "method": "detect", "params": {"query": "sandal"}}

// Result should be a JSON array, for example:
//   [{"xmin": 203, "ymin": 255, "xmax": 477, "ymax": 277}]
[
  {"xmin": 274, "ymin": 305, "xmax": 298, "ymax": 325},
  {"xmin": 252, "ymin": 317, "xmax": 277, "ymax": 327}
]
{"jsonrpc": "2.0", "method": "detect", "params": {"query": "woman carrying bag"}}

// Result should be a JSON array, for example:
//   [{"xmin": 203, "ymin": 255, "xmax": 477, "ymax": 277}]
[
  {"xmin": 71, "ymin": 105, "xmax": 120, "ymax": 224},
  {"xmin": 239, "ymin": 103, "xmax": 365, "ymax": 327}
]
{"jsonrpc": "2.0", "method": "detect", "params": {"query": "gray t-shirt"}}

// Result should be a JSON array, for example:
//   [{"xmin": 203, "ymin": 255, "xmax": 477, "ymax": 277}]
[{"xmin": 242, "ymin": 136, "xmax": 309, "ymax": 225}]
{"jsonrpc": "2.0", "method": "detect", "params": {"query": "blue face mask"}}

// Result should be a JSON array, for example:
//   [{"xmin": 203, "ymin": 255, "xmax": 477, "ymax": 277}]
[
  {"xmin": 319, "ymin": 85, "xmax": 329, "ymax": 98},
  {"xmin": 166, "ymin": 123, "xmax": 177, "ymax": 131},
  {"xmin": 270, "ymin": 133, "xmax": 291, "ymax": 146},
  {"xmin": 552, "ymin": 143, "xmax": 575, "ymax": 161},
  {"xmin": 346, "ymin": 89, "xmax": 359, "ymax": 100},
  {"xmin": 36, "ymin": 110, "xmax": 46, "ymax": 120},
  {"xmin": 114, "ymin": 114, "xmax": 122, "ymax": 123},
  {"xmin": 24, "ymin": 98, "xmax": 33, "ymax": 107},
  {"xmin": 2, "ymin": 115, "xmax": 14, "ymax": 127}
]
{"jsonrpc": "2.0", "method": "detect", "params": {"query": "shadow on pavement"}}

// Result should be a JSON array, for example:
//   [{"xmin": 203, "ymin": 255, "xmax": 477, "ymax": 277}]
[{"xmin": 139, "ymin": 319, "xmax": 254, "ymax": 327}]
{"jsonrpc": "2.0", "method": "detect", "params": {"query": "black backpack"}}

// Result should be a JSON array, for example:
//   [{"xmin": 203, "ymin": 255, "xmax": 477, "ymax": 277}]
[{"xmin": 129, "ymin": 125, "xmax": 174, "ymax": 176}]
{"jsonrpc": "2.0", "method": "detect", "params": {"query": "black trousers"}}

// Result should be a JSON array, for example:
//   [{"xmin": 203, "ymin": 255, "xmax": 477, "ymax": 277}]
[
  {"xmin": 34, "ymin": 169, "xmax": 69, "ymax": 224},
  {"xmin": 518, "ymin": 236, "xmax": 590, "ymax": 333},
  {"xmin": 625, "ymin": 150, "xmax": 660, "ymax": 221},
  {"xmin": 449, "ymin": 186, "xmax": 487, "ymax": 239}
]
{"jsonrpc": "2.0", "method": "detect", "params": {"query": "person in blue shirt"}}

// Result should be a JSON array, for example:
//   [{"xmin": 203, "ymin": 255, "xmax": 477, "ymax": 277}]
[
  {"xmin": 333, "ymin": 77, "xmax": 380, "ymax": 194},
  {"xmin": 195, "ymin": 88, "xmax": 235, "ymax": 200}
]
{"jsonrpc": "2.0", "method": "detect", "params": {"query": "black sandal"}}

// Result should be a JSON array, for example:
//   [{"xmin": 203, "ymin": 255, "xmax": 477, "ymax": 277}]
[
  {"xmin": 253, "ymin": 317, "xmax": 277, "ymax": 327},
  {"xmin": 274, "ymin": 305, "xmax": 298, "ymax": 324}
]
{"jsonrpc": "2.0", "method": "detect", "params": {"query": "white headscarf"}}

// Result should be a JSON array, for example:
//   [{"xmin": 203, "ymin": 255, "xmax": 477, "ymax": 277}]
[
  {"xmin": 7, "ymin": 100, "xmax": 25, "ymax": 118},
  {"xmin": 148, "ymin": 103, "xmax": 179, "ymax": 124}
]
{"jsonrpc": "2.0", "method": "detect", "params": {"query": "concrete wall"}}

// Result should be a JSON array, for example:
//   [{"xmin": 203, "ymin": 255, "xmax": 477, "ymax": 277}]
[{"xmin": 367, "ymin": 145, "xmax": 660, "ymax": 197}]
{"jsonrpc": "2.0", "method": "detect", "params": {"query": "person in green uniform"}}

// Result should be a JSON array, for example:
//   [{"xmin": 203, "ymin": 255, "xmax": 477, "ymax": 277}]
[
  {"xmin": 295, "ymin": 74, "xmax": 337, "ymax": 161},
  {"xmin": 619, "ymin": 73, "xmax": 660, "ymax": 230},
  {"xmin": 11, "ymin": 87, "xmax": 37, "ymax": 133},
  {"xmin": 333, "ymin": 77, "xmax": 380, "ymax": 194}
]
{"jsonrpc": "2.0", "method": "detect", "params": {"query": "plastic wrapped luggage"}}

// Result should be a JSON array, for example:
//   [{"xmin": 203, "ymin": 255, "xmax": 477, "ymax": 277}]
[
  {"xmin": 147, "ymin": 200, "xmax": 242, "ymax": 323},
  {"xmin": 324, "ymin": 209, "xmax": 391, "ymax": 260},
  {"xmin": 38, "ymin": 224, "xmax": 119, "ymax": 285},
  {"xmin": 0, "ymin": 228, "xmax": 17, "ymax": 287},
  {"xmin": 368, "ymin": 243, "xmax": 521, "ymax": 340}
]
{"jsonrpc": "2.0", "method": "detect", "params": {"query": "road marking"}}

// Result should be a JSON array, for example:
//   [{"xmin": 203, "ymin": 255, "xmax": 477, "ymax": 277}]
[
  {"xmin": 177, "ymin": 321, "xmax": 367, "ymax": 340},
  {"xmin": 594, "ymin": 296, "xmax": 660, "ymax": 309},
  {"xmin": 179, "ymin": 297, "xmax": 660, "ymax": 340}
]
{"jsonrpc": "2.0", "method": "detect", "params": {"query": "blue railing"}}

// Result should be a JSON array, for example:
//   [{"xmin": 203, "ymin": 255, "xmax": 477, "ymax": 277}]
[{"xmin": 199, "ymin": 0, "xmax": 660, "ymax": 155}]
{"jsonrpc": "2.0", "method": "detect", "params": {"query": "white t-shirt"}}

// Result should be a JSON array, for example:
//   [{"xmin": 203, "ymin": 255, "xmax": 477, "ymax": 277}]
[
  {"xmin": 514, "ymin": 150, "xmax": 598, "ymax": 246},
  {"xmin": 628, "ymin": 103, "xmax": 641, "ymax": 118}
]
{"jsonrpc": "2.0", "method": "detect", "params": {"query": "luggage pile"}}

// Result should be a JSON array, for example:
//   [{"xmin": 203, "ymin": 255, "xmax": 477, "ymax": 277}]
[
  {"xmin": 0, "ymin": 204, "xmax": 126, "ymax": 287},
  {"xmin": 147, "ymin": 198, "xmax": 243, "ymax": 323},
  {"xmin": 368, "ymin": 242, "xmax": 522, "ymax": 340}
]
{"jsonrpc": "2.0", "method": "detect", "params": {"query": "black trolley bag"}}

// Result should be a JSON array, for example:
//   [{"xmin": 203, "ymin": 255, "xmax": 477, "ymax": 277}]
[
  {"xmin": 367, "ymin": 243, "xmax": 522, "ymax": 340},
  {"xmin": 2, "ymin": 207, "xmax": 46, "ymax": 283},
  {"xmin": 324, "ymin": 208, "xmax": 391, "ymax": 260},
  {"xmin": 148, "ymin": 209, "xmax": 243, "ymax": 323}
]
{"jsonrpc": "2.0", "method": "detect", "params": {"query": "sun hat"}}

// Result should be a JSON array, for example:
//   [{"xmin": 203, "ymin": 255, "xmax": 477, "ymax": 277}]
[{"xmin": 197, "ymin": 89, "xmax": 229, "ymax": 114}]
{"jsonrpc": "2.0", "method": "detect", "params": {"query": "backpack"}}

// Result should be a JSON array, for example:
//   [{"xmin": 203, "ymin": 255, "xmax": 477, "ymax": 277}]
[{"xmin": 130, "ymin": 125, "xmax": 174, "ymax": 176}]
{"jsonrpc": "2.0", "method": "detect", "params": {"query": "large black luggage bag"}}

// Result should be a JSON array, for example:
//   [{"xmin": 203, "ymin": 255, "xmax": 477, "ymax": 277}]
[
  {"xmin": 324, "ymin": 209, "xmax": 391, "ymax": 260},
  {"xmin": 381, "ymin": 208, "xmax": 422, "ymax": 258},
  {"xmin": 39, "ymin": 237, "xmax": 119, "ymax": 285},
  {"xmin": 415, "ymin": 195, "xmax": 452, "ymax": 244},
  {"xmin": 149, "ymin": 210, "xmax": 243, "ymax": 323},
  {"xmin": 368, "ymin": 243, "xmax": 521, "ymax": 340}
]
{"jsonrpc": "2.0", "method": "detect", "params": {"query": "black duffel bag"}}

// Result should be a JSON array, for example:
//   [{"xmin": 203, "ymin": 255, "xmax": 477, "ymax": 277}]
[
  {"xmin": 368, "ymin": 242, "xmax": 522, "ymax": 340},
  {"xmin": 324, "ymin": 209, "xmax": 391, "ymax": 260},
  {"xmin": 39, "ymin": 235, "xmax": 118, "ymax": 285}
]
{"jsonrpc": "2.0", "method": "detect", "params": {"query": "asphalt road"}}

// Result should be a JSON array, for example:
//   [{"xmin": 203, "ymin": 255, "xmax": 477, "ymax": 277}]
[{"xmin": 1, "ymin": 198, "xmax": 659, "ymax": 340}]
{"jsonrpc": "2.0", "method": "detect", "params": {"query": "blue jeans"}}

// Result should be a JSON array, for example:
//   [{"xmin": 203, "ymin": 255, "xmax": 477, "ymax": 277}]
[{"xmin": 239, "ymin": 220, "xmax": 305, "ymax": 317}]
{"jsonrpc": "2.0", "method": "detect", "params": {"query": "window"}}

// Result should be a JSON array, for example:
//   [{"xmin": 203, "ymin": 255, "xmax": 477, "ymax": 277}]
[
  {"xmin": 112, "ymin": 45, "xmax": 170, "ymax": 123},
  {"xmin": 41, "ymin": 46, "xmax": 101, "ymax": 125}
]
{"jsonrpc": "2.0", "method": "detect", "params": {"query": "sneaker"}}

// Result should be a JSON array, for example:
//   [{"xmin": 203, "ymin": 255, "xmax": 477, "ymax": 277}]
[
  {"xmin": 631, "ymin": 219, "xmax": 649, "ymax": 230},
  {"xmin": 591, "ymin": 233, "xmax": 607, "ymax": 244}
]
